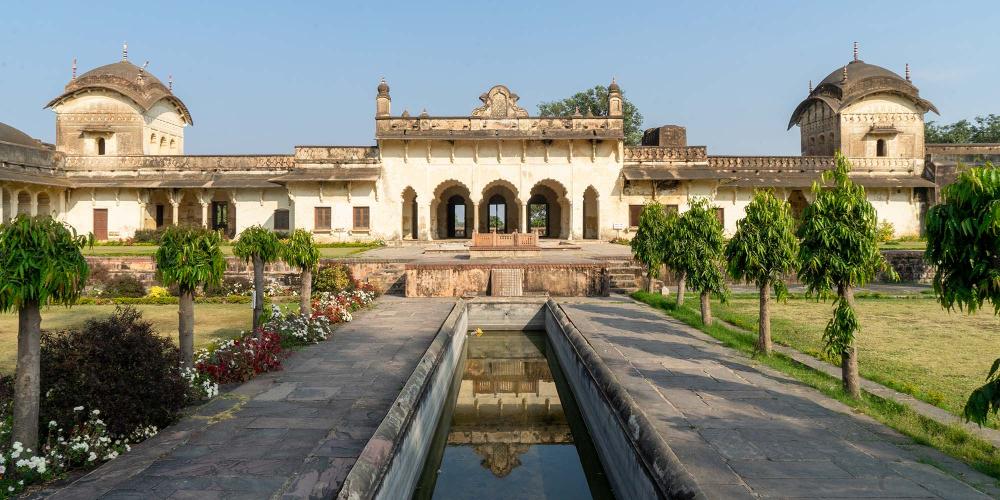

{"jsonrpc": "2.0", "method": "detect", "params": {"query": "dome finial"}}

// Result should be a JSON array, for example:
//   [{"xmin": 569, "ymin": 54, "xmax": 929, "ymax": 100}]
[
  {"xmin": 905, "ymin": 63, "xmax": 911, "ymax": 82},
  {"xmin": 853, "ymin": 41, "xmax": 858, "ymax": 61},
  {"xmin": 168, "ymin": 74, "xmax": 173, "ymax": 91},
  {"xmin": 842, "ymin": 66, "xmax": 848, "ymax": 83},
  {"xmin": 609, "ymin": 76, "xmax": 620, "ymax": 92},
  {"xmin": 808, "ymin": 80, "xmax": 813, "ymax": 93},
  {"xmin": 71, "ymin": 58, "xmax": 77, "ymax": 80},
  {"xmin": 122, "ymin": 42, "xmax": 128, "ymax": 62}
]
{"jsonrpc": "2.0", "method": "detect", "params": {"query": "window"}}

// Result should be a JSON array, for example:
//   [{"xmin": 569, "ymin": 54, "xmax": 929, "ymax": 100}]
[
  {"xmin": 663, "ymin": 204, "xmax": 679, "ymax": 216},
  {"xmin": 314, "ymin": 207, "xmax": 331, "ymax": 231},
  {"xmin": 629, "ymin": 205, "xmax": 643, "ymax": 227},
  {"xmin": 274, "ymin": 209, "xmax": 289, "ymax": 231},
  {"xmin": 353, "ymin": 206, "xmax": 370, "ymax": 230},
  {"xmin": 876, "ymin": 139, "xmax": 887, "ymax": 157},
  {"xmin": 715, "ymin": 208, "xmax": 725, "ymax": 227},
  {"xmin": 155, "ymin": 204, "xmax": 165, "ymax": 227},
  {"xmin": 97, "ymin": 137, "xmax": 106, "ymax": 155}
]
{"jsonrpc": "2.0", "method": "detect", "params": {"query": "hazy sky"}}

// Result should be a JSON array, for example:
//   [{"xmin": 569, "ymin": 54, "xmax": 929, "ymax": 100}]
[{"xmin": 1, "ymin": 1, "xmax": 996, "ymax": 155}]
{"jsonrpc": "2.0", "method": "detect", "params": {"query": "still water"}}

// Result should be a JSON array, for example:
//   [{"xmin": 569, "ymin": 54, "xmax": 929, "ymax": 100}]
[{"xmin": 413, "ymin": 331, "xmax": 614, "ymax": 500}]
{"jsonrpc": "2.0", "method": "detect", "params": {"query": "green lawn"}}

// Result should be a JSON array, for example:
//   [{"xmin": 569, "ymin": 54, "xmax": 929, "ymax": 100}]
[
  {"xmin": 0, "ymin": 304, "xmax": 254, "ymax": 374},
  {"xmin": 84, "ymin": 245, "xmax": 370, "ymax": 258},
  {"xmin": 713, "ymin": 293, "xmax": 1000, "ymax": 427},
  {"xmin": 880, "ymin": 240, "xmax": 927, "ymax": 250}
]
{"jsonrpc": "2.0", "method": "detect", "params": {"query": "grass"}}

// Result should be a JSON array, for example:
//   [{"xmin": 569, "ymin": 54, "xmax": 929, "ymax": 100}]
[
  {"xmin": 880, "ymin": 239, "xmax": 927, "ymax": 250},
  {"xmin": 711, "ymin": 293, "xmax": 1000, "ymax": 429},
  {"xmin": 84, "ymin": 245, "xmax": 371, "ymax": 258},
  {"xmin": 0, "ymin": 303, "xmax": 253, "ymax": 374},
  {"xmin": 631, "ymin": 290, "xmax": 1000, "ymax": 480}
]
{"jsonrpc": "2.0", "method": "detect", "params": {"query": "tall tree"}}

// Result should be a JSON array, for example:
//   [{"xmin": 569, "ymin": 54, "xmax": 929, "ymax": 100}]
[
  {"xmin": 926, "ymin": 114, "xmax": 1000, "ymax": 144},
  {"xmin": 662, "ymin": 216, "xmax": 687, "ymax": 306},
  {"xmin": 924, "ymin": 165, "xmax": 1000, "ymax": 425},
  {"xmin": 0, "ymin": 215, "xmax": 90, "ymax": 449},
  {"xmin": 725, "ymin": 190, "xmax": 799, "ymax": 355},
  {"xmin": 630, "ymin": 202, "xmax": 669, "ymax": 293},
  {"xmin": 673, "ymin": 199, "xmax": 728, "ymax": 325},
  {"xmin": 155, "ymin": 226, "xmax": 225, "ymax": 367},
  {"xmin": 281, "ymin": 229, "xmax": 321, "ymax": 317},
  {"xmin": 233, "ymin": 226, "xmax": 282, "ymax": 330},
  {"xmin": 797, "ymin": 153, "xmax": 896, "ymax": 398},
  {"xmin": 538, "ymin": 85, "xmax": 644, "ymax": 146}
]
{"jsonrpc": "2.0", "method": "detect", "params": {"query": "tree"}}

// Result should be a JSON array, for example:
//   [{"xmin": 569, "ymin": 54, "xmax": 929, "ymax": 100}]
[
  {"xmin": 926, "ymin": 114, "xmax": 1000, "ymax": 144},
  {"xmin": 233, "ymin": 226, "xmax": 282, "ymax": 330},
  {"xmin": 155, "ymin": 226, "xmax": 225, "ymax": 367},
  {"xmin": 281, "ymin": 229, "xmax": 321, "ymax": 317},
  {"xmin": 725, "ymin": 190, "xmax": 799, "ymax": 355},
  {"xmin": 630, "ymin": 202, "xmax": 669, "ymax": 293},
  {"xmin": 538, "ymin": 85, "xmax": 644, "ymax": 146},
  {"xmin": 924, "ymin": 165, "xmax": 1000, "ymax": 424},
  {"xmin": 797, "ymin": 153, "xmax": 896, "ymax": 398},
  {"xmin": 672, "ymin": 199, "xmax": 728, "ymax": 325},
  {"xmin": 0, "ymin": 215, "xmax": 90, "ymax": 449},
  {"xmin": 661, "ymin": 216, "xmax": 687, "ymax": 306}
]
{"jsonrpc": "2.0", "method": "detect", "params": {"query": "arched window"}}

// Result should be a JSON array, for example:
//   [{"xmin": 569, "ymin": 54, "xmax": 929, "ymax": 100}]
[
  {"xmin": 97, "ymin": 137, "xmax": 106, "ymax": 155},
  {"xmin": 169, "ymin": 139, "xmax": 176, "ymax": 152},
  {"xmin": 160, "ymin": 136, "xmax": 167, "ymax": 152},
  {"xmin": 876, "ymin": 139, "xmax": 887, "ymax": 157},
  {"xmin": 150, "ymin": 133, "xmax": 157, "ymax": 144}
]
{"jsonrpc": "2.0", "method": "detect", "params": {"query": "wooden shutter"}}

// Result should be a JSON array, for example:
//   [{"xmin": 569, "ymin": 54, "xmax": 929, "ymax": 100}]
[
  {"xmin": 353, "ymin": 207, "xmax": 370, "ymax": 230},
  {"xmin": 314, "ymin": 207, "xmax": 331, "ymax": 230},
  {"xmin": 274, "ymin": 209, "xmax": 289, "ymax": 231},
  {"xmin": 629, "ymin": 205, "xmax": 643, "ymax": 227},
  {"xmin": 93, "ymin": 209, "xmax": 108, "ymax": 240},
  {"xmin": 715, "ymin": 208, "xmax": 725, "ymax": 227}
]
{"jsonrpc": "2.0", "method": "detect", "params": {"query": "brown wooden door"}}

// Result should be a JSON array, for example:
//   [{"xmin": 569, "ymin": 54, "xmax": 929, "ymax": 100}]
[{"xmin": 93, "ymin": 209, "xmax": 108, "ymax": 240}]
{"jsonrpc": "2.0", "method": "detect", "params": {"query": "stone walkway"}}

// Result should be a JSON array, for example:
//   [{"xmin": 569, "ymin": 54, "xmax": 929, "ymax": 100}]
[
  {"xmin": 559, "ymin": 297, "xmax": 1000, "ymax": 499},
  {"xmin": 42, "ymin": 297, "xmax": 455, "ymax": 500}
]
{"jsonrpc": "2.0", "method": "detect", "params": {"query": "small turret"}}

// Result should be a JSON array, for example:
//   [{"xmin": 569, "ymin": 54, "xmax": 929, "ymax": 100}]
[
  {"xmin": 608, "ymin": 77, "xmax": 623, "ymax": 117},
  {"xmin": 376, "ymin": 77, "xmax": 391, "ymax": 117}
]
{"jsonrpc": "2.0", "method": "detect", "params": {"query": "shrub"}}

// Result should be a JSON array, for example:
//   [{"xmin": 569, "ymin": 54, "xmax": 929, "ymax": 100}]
[
  {"xmin": 39, "ymin": 307, "xmax": 191, "ymax": 436},
  {"xmin": 87, "ymin": 260, "xmax": 112, "ymax": 286},
  {"xmin": 312, "ymin": 264, "xmax": 353, "ymax": 293},
  {"xmin": 102, "ymin": 274, "xmax": 147, "ymax": 298},
  {"xmin": 131, "ymin": 227, "xmax": 166, "ymax": 244},
  {"xmin": 203, "ymin": 276, "xmax": 253, "ymax": 297},
  {"xmin": 195, "ymin": 330, "xmax": 284, "ymax": 384},
  {"xmin": 145, "ymin": 286, "xmax": 170, "ymax": 299},
  {"xmin": 265, "ymin": 305, "xmax": 334, "ymax": 347},
  {"xmin": 876, "ymin": 220, "xmax": 895, "ymax": 243}
]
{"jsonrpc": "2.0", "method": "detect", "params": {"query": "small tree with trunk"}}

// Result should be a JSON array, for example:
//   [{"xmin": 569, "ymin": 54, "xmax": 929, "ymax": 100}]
[
  {"xmin": 0, "ymin": 215, "xmax": 90, "ymax": 450},
  {"xmin": 797, "ymin": 153, "xmax": 895, "ymax": 398},
  {"xmin": 233, "ymin": 226, "xmax": 282, "ymax": 330},
  {"xmin": 155, "ymin": 226, "xmax": 225, "ymax": 367},
  {"xmin": 725, "ymin": 190, "xmax": 799, "ymax": 355},
  {"xmin": 281, "ymin": 229, "xmax": 321, "ymax": 317},
  {"xmin": 924, "ymin": 165, "xmax": 1000, "ymax": 425},
  {"xmin": 673, "ymin": 199, "xmax": 728, "ymax": 324},
  {"xmin": 630, "ymin": 202, "xmax": 669, "ymax": 293},
  {"xmin": 661, "ymin": 213, "xmax": 687, "ymax": 306}
]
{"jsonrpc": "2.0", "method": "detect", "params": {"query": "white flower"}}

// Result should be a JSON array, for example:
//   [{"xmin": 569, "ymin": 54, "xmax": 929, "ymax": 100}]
[
  {"xmin": 88, "ymin": 452, "xmax": 97, "ymax": 462},
  {"xmin": 92, "ymin": 409, "xmax": 100, "ymax": 416},
  {"xmin": 73, "ymin": 406, "xmax": 84, "ymax": 412},
  {"xmin": 48, "ymin": 420, "xmax": 57, "ymax": 427}
]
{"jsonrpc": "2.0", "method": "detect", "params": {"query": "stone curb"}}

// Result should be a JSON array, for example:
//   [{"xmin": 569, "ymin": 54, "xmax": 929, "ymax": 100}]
[{"xmin": 545, "ymin": 298, "xmax": 706, "ymax": 500}]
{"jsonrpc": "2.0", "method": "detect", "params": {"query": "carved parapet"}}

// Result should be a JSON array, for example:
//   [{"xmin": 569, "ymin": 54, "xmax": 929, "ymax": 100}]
[
  {"xmin": 624, "ymin": 146, "xmax": 707, "ymax": 163},
  {"xmin": 293, "ymin": 146, "xmax": 380, "ymax": 163},
  {"xmin": 707, "ymin": 156, "xmax": 919, "ymax": 173},
  {"xmin": 59, "ymin": 155, "xmax": 296, "ymax": 172},
  {"xmin": 375, "ymin": 115, "xmax": 623, "ymax": 140}
]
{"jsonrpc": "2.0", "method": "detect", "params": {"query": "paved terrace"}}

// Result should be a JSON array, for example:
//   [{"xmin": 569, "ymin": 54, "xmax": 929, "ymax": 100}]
[
  {"xmin": 41, "ymin": 297, "xmax": 455, "ymax": 500},
  {"xmin": 558, "ymin": 297, "xmax": 998, "ymax": 499}
]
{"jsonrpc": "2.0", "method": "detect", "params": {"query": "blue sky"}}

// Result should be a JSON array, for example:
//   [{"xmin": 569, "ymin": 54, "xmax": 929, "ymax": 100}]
[{"xmin": 1, "ymin": 1, "xmax": 996, "ymax": 155}]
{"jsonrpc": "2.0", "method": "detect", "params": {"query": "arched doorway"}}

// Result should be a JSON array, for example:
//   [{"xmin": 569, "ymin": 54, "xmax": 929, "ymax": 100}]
[
  {"xmin": 36, "ymin": 192, "xmax": 51, "ymax": 217},
  {"xmin": 788, "ymin": 189, "xmax": 808, "ymax": 220},
  {"xmin": 527, "ymin": 194, "xmax": 550, "ymax": 237},
  {"xmin": 16, "ymin": 191, "xmax": 30, "ymax": 215},
  {"xmin": 479, "ymin": 180, "xmax": 520, "ymax": 234},
  {"xmin": 583, "ymin": 186, "xmax": 599, "ymax": 239},
  {"xmin": 401, "ymin": 187, "xmax": 418, "ymax": 240},
  {"xmin": 433, "ymin": 181, "xmax": 472, "ymax": 239},
  {"xmin": 487, "ymin": 194, "xmax": 507, "ymax": 232},
  {"xmin": 446, "ymin": 195, "xmax": 468, "ymax": 238},
  {"xmin": 528, "ymin": 180, "xmax": 567, "ymax": 238}
]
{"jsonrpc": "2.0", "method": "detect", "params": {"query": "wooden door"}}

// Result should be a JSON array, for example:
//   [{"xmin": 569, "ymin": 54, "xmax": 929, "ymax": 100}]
[{"xmin": 93, "ymin": 209, "xmax": 108, "ymax": 240}]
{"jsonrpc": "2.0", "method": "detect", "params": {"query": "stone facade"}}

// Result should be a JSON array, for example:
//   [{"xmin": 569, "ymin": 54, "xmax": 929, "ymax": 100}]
[{"xmin": 0, "ymin": 48, "xmax": 965, "ymax": 242}]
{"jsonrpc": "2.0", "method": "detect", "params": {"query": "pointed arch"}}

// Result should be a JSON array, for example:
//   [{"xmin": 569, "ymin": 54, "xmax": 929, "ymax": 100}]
[{"xmin": 583, "ymin": 185, "xmax": 600, "ymax": 239}]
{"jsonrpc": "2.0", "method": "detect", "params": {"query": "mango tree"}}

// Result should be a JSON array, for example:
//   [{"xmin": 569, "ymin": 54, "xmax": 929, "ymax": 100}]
[
  {"xmin": 630, "ymin": 202, "xmax": 669, "ymax": 293},
  {"xmin": 725, "ymin": 190, "xmax": 798, "ymax": 355},
  {"xmin": 924, "ymin": 165, "xmax": 1000, "ymax": 425},
  {"xmin": 672, "ymin": 199, "xmax": 728, "ymax": 325},
  {"xmin": 797, "ymin": 153, "xmax": 895, "ymax": 398},
  {"xmin": 233, "ymin": 225, "xmax": 282, "ymax": 330},
  {"xmin": 155, "ymin": 226, "xmax": 225, "ymax": 366},
  {"xmin": 0, "ymin": 215, "xmax": 90, "ymax": 449},
  {"xmin": 281, "ymin": 229, "xmax": 321, "ymax": 317}
]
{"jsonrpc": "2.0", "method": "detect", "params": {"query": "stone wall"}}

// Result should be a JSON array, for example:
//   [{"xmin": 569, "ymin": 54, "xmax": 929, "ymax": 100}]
[
  {"xmin": 881, "ymin": 250, "xmax": 933, "ymax": 283},
  {"xmin": 404, "ymin": 264, "xmax": 606, "ymax": 297}
]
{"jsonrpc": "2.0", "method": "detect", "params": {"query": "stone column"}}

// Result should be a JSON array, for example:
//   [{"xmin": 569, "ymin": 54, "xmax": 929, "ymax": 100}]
[
  {"xmin": 425, "ymin": 202, "xmax": 434, "ymax": 241},
  {"xmin": 471, "ymin": 201, "xmax": 480, "ymax": 234},
  {"xmin": 0, "ymin": 186, "xmax": 4, "ymax": 221},
  {"xmin": 566, "ymin": 201, "xmax": 575, "ymax": 241},
  {"xmin": 201, "ymin": 202, "xmax": 209, "ymax": 228},
  {"xmin": 171, "ymin": 202, "xmax": 180, "ymax": 226},
  {"xmin": 521, "ymin": 201, "xmax": 528, "ymax": 234},
  {"xmin": 138, "ymin": 202, "xmax": 146, "ymax": 231},
  {"xmin": 30, "ymin": 192, "xmax": 38, "ymax": 216},
  {"xmin": 10, "ymin": 191, "xmax": 17, "ymax": 220}
]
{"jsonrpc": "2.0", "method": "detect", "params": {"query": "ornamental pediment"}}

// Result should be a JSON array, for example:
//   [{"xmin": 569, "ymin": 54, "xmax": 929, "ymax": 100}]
[{"xmin": 472, "ymin": 85, "xmax": 529, "ymax": 119}]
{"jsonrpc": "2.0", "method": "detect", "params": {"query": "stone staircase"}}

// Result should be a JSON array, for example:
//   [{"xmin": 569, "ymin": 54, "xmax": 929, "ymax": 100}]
[{"xmin": 602, "ymin": 258, "xmax": 654, "ymax": 295}]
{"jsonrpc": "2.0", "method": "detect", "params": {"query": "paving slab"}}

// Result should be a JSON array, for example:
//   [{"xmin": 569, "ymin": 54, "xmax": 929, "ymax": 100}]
[
  {"xmin": 41, "ymin": 297, "xmax": 455, "ymax": 500},
  {"xmin": 558, "ymin": 297, "xmax": 1000, "ymax": 499}
]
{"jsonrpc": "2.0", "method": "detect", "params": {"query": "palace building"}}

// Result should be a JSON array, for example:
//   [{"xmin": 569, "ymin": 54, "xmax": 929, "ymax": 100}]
[{"xmin": 0, "ymin": 45, "xmax": 975, "ymax": 242}]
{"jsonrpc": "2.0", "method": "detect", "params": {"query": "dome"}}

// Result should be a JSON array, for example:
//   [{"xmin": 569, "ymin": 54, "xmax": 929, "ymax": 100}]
[
  {"xmin": 788, "ymin": 59, "xmax": 937, "ymax": 130},
  {"xmin": 46, "ymin": 59, "xmax": 193, "ymax": 125},
  {"xmin": 0, "ymin": 122, "xmax": 40, "ymax": 148},
  {"xmin": 377, "ymin": 78, "xmax": 389, "ymax": 95}
]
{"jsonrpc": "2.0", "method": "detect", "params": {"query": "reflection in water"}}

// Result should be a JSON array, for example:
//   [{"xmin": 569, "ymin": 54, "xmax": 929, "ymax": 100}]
[{"xmin": 414, "ymin": 331, "xmax": 614, "ymax": 500}]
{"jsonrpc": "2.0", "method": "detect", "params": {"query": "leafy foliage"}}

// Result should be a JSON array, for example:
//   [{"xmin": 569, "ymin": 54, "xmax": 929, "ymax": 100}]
[
  {"xmin": 926, "ymin": 115, "xmax": 1000, "ymax": 144},
  {"xmin": 797, "ymin": 153, "xmax": 895, "ymax": 358},
  {"xmin": 538, "ymin": 85, "xmax": 644, "ymax": 146},
  {"xmin": 630, "ymin": 202, "xmax": 671, "ymax": 282},
  {"xmin": 671, "ymin": 199, "xmax": 728, "ymax": 299},
  {"xmin": 924, "ymin": 165, "xmax": 1000, "ymax": 425},
  {"xmin": 281, "ymin": 229, "xmax": 321, "ymax": 271},
  {"xmin": 154, "ymin": 226, "xmax": 226, "ymax": 293},
  {"xmin": 725, "ymin": 189, "xmax": 798, "ymax": 296},
  {"xmin": 39, "ymin": 307, "xmax": 190, "ymax": 435},
  {"xmin": 0, "ymin": 215, "xmax": 91, "ymax": 311},
  {"xmin": 312, "ymin": 264, "xmax": 354, "ymax": 293},
  {"xmin": 101, "ymin": 274, "xmax": 147, "ymax": 298},
  {"xmin": 233, "ymin": 225, "xmax": 282, "ymax": 264}
]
